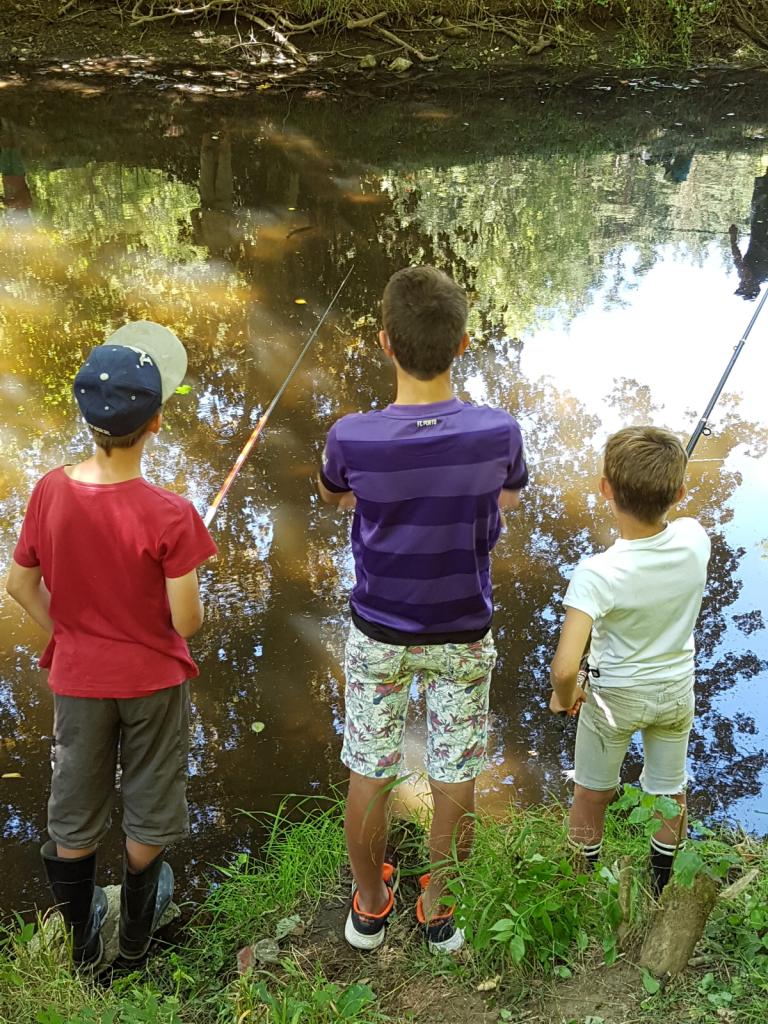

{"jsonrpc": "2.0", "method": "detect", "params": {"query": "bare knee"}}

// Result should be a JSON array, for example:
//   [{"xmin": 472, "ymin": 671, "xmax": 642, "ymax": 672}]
[{"xmin": 428, "ymin": 777, "xmax": 476, "ymax": 816}]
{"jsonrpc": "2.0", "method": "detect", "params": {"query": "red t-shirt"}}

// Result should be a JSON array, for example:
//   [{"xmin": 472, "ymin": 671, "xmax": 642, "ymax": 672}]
[{"xmin": 13, "ymin": 467, "xmax": 218, "ymax": 699}]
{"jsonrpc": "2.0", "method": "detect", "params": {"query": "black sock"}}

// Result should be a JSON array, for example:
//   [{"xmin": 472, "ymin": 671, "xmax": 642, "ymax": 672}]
[
  {"xmin": 650, "ymin": 837, "xmax": 678, "ymax": 896},
  {"xmin": 570, "ymin": 839, "xmax": 602, "ymax": 871}
]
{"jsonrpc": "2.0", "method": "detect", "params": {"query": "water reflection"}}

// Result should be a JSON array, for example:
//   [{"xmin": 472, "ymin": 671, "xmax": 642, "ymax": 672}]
[
  {"xmin": 729, "ymin": 168, "xmax": 768, "ymax": 299},
  {"xmin": 1, "ymin": 83, "xmax": 767, "ymax": 913}
]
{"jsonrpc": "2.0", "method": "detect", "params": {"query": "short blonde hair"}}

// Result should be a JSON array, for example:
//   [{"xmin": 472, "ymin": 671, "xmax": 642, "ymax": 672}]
[{"xmin": 603, "ymin": 426, "xmax": 687, "ymax": 524}]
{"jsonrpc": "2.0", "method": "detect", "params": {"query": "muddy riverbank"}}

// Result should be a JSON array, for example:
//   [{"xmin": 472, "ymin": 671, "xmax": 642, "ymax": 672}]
[{"xmin": 0, "ymin": 1, "xmax": 767, "ymax": 91}]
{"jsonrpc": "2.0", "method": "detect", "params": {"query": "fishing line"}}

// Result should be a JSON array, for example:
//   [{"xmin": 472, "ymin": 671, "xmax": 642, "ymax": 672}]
[{"xmin": 203, "ymin": 266, "xmax": 354, "ymax": 528}]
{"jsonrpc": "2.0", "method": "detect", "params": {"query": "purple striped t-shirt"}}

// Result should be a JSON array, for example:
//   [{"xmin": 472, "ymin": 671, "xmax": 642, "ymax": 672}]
[{"xmin": 321, "ymin": 398, "xmax": 528, "ymax": 643}]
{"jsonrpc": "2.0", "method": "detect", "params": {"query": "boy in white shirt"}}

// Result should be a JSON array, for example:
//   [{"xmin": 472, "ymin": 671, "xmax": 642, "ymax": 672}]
[{"xmin": 549, "ymin": 426, "xmax": 711, "ymax": 895}]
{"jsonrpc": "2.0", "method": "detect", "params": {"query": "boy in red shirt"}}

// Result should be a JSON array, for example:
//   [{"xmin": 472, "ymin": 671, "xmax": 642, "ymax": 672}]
[{"xmin": 6, "ymin": 321, "xmax": 217, "ymax": 969}]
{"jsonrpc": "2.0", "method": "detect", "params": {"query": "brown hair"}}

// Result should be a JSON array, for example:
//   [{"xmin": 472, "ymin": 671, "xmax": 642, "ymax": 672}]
[
  {"xmin": 381, "ymin": 266, "xmax": 468, "ymax": 380},
  {"xmin": 89, "ymin": 413, "xmax": 158, "ymax": 457},
  {"xmin": 603, "ymin": 426, "xmax": 687, "ymax": 524}
]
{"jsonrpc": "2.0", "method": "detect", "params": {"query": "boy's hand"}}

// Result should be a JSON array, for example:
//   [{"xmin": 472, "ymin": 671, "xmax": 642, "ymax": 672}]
[{"xmin": 549, "ymin": 686, "xmax": 587, "ymax": 716}]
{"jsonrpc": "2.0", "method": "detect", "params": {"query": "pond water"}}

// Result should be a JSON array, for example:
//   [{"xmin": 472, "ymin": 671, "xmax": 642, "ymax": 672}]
[{"xmin": 1, "ymin": 70, "xmax": 767, "ymax": 915}]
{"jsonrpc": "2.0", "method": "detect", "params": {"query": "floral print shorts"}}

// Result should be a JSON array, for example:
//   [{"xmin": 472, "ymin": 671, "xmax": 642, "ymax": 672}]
[{"xmin": 341, "ymin": 622, "xmax": 497, "ymax": 784}]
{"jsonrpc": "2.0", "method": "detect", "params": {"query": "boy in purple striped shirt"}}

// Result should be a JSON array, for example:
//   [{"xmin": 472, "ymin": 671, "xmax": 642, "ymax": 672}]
[{"xmin": 319, "ymin": 266, "xmax": 528, "ymax": 953}]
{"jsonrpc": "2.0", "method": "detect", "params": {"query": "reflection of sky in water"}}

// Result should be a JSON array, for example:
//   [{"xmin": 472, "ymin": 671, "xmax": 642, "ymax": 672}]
[
  {"xmin": 511, "ymin": 243, "xmax": 768, "ymax": 821},
  {"xmin": 1, "ymin": 95, "xmax": 768, "ymax": 912}
]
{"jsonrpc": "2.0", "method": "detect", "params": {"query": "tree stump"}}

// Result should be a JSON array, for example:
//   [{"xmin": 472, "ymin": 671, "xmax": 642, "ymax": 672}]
[{"xmin": 639, "ymin": 875, "xmax": 718, "ymax": 976}]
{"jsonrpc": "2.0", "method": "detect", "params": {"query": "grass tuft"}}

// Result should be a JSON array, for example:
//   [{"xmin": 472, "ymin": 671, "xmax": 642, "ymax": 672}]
[{"xmin": 1, "ymin": 791, "xmax": 766, "ymax": 1023}]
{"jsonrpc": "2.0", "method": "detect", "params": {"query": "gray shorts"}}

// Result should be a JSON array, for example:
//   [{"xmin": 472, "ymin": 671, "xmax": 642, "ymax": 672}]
[
  {"xmin": 48, "ymin": 683, "xmax": 190, "ymax": 850},
  {"xmin": 574, "ymin": 675, "xmax": 694, "ymax": 794}
]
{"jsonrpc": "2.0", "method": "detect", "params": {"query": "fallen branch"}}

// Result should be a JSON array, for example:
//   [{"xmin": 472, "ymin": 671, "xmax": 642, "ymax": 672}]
[
  {"xmin": 733, "ymin": 14, "xmax": 768, "ymax": 50},
  {"xmin": 370, "ymin": 22, "xmax": 438, "ymax": 62},
  {"xmin": 463, "ymin": 17, "xmax": 531, "ymax": 49},
  {"xmin": 127, "ymin": 0, "xmax": 235, "ymax": 25},
  {"xmin": 265, "ymin": 7, "xmax": 329, "ymax": 35},
  {"xmin": 346, "ymin": 11, "xmax": 387, "ymax": 31},
  {"xmin": 719, "ymin": 866, "xmax": 759, "ymax": 901}
]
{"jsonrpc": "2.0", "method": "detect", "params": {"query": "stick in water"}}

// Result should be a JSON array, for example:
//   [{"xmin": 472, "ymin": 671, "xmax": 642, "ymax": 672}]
[{"xmin": 203, "ymin": 267, "xmax": 354, "ymax": 528}]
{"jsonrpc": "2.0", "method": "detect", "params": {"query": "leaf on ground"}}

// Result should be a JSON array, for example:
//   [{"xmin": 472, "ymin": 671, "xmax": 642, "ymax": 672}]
[
  {"xmin": 358, "ymin": 54, "xmax": 377, "ymax": 69},
  {"xmin": 294, "ymin": 298, "xmax": 307, "ymax": 305},
  {"xmin": 476, "ymin": 975, "xmax": 501, "ymax": 992},
  {"xmin": 251, "ymin": 937, "xmax": 281, "ymax": 964},
  {"xmin": 642, "ymin": 969, "xmax": 661, "ymax": 995},
  {"xmin": 1, "ymin": 772, "xmax": 22, "ymax": 779},
  {"xmin": 174, "ymin": 384, "xmax": 192, "ymax": 395},
  {"xmin": 275, "ymin": 914, "xmax": 304, "ymax": 940},
  {"xmin": 257, "ymin": 82, "xmax": 272, "ymax": 91},
  {"xmin": 251, "ymin": 722, "xmax": 266, "ymax": 734}
]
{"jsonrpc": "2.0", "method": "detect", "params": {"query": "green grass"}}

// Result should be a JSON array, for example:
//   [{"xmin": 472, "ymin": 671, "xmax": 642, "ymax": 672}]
[{"xmin": 1, "ymin": 792, "xmax": 766, "ymax": 1024}]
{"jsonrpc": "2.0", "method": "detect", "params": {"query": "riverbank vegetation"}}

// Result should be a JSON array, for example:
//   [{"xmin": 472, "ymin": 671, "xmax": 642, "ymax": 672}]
[
  {"xmin": 2, "ymin": 1, "xmax": 767, "ymax": 73},
  {"xmin": 1, "ymin": 789, "xmax": 766, "ymax": 1024}
]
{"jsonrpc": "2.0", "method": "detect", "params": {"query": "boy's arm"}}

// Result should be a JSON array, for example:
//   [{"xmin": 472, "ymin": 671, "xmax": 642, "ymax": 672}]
[
  {"xmin": 317, "ymin": 474, "xmax": 356, "ymax": 509},
  {"xmin": 499, "ymin": 488, "xmax": 522, "ymax": 510},
  {"xmin": 318, "ymin": 422, "xmax": 355, "ymax": 508},
  {"xmin": 166, "ymin": 569, "xmax": 205, "ymax": 639},
  {"xmin": 549, "ymin": 607, "xmax": 592, "ymax": 714},
  {"xmin": 5, "ymin": 560, "xmax": 54, "ymax": 635}
]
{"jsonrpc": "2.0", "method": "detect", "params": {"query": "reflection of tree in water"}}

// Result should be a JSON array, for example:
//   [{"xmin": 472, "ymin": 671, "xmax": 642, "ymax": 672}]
[
  {"xmin": 3, "ymin": 112, "xmax": 768, "ymax": 910},
  {"xmin": 729, "ymin": 168, "xmax": 768, "ymax": 300}
]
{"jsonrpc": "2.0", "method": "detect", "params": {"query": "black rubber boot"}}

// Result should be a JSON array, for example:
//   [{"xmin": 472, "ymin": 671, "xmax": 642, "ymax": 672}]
[
  {"xmin": 40, "ymin": 841, "xmax": 107, "ymax": 969},
  {"xmin": 119, "ymin": 853, "xmax": 174, "ymax": 961}
]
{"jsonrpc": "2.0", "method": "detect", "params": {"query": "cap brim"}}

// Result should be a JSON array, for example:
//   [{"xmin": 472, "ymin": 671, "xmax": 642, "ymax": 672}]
[{"xmin": 104, "ymin": 321, "xmax": 188, "ymax": 403}]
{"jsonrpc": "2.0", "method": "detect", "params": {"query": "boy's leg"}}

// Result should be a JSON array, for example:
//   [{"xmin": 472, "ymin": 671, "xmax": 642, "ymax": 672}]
[
  {"xmin": 569, "ymin": 785, "xmax": 616, "ymax": 865},
  {"xmin": 341, "ymin": 625, "xmax": 409, "ymax": 944},
  {"xmin": 641, "ymin": 678, "xmax": 694, "ymax": 895},
  {"xmin": 345, "ymin": 771, "xmax": 392, "ymax": 914},
  {"xmin": 422, "ymin": 777, "xmax": 475, "ymax": 919},
  {"xmin": 571, "ymin": 687, "xmax": 636, "ymax": 865},
  {"xmin": 125, "ymin": 839, "xmax": 165, "ymax": 873},
  {"xmin": 45, "ymin": 695, "xmax": 117, "ymax": 967},
  {"xmin": 422, "ymin": 634, "xmax": 496, "ymax": 924},
  {"xmin": 648, "ymin": 793, "xmax": 687, "ymax": 895},
  {"xmin": 118, "ymin": 683, "xmax": 190, "ymax": 959}
]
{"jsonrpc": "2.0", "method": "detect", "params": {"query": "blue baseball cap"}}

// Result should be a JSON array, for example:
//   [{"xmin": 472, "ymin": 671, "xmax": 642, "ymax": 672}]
[{"xmin": 74, "ymin": 321, "xmax": 187, "ymax": 437}]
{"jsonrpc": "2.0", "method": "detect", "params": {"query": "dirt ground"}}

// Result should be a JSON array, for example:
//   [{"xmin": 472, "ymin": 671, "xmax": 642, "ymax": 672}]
[
  {"xmin": 267, "ymin": 870, "xmax": 654, "ymax": 1024},
  {"xmin": 0, "ymin": 3, "xmax": 760, "ymax": 94}
]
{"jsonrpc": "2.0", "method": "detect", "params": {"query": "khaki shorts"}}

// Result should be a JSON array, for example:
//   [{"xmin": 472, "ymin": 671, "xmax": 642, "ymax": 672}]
[
  {"xmin": 341, "ymin": 623, "xmax": 497, "ymax": 784},
  {"xmin": 574, "ymin": 675, "xmax": 694, "ymax": 794},
  {"xmin": 48, "ymin": 683, "xmax": 190, "ymax": 849}
]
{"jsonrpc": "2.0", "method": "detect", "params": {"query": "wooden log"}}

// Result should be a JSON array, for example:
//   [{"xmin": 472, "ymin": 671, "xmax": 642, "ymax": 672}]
[{"xmin": 639, "ymin": 875, "xmax": 719, "ymax": 977}]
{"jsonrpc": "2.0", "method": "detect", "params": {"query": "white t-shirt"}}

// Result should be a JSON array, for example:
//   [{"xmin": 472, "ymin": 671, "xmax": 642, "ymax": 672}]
[{"xmin": 563, "ymin": 517, "xmax": 711, "ymax": 687}]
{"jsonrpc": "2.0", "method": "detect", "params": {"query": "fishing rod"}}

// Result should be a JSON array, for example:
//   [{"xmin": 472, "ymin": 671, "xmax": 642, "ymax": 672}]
[
  {"xmin": 686, "ymin": 287, "xmax": 768, "ymax": 457},
  {"xmin": 554, "ymin": 289, "xmax": 768, "ymax": 729},
  {"xmin": 203, "ymin": 266, "xmax": 354, "ymax": 528}
]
